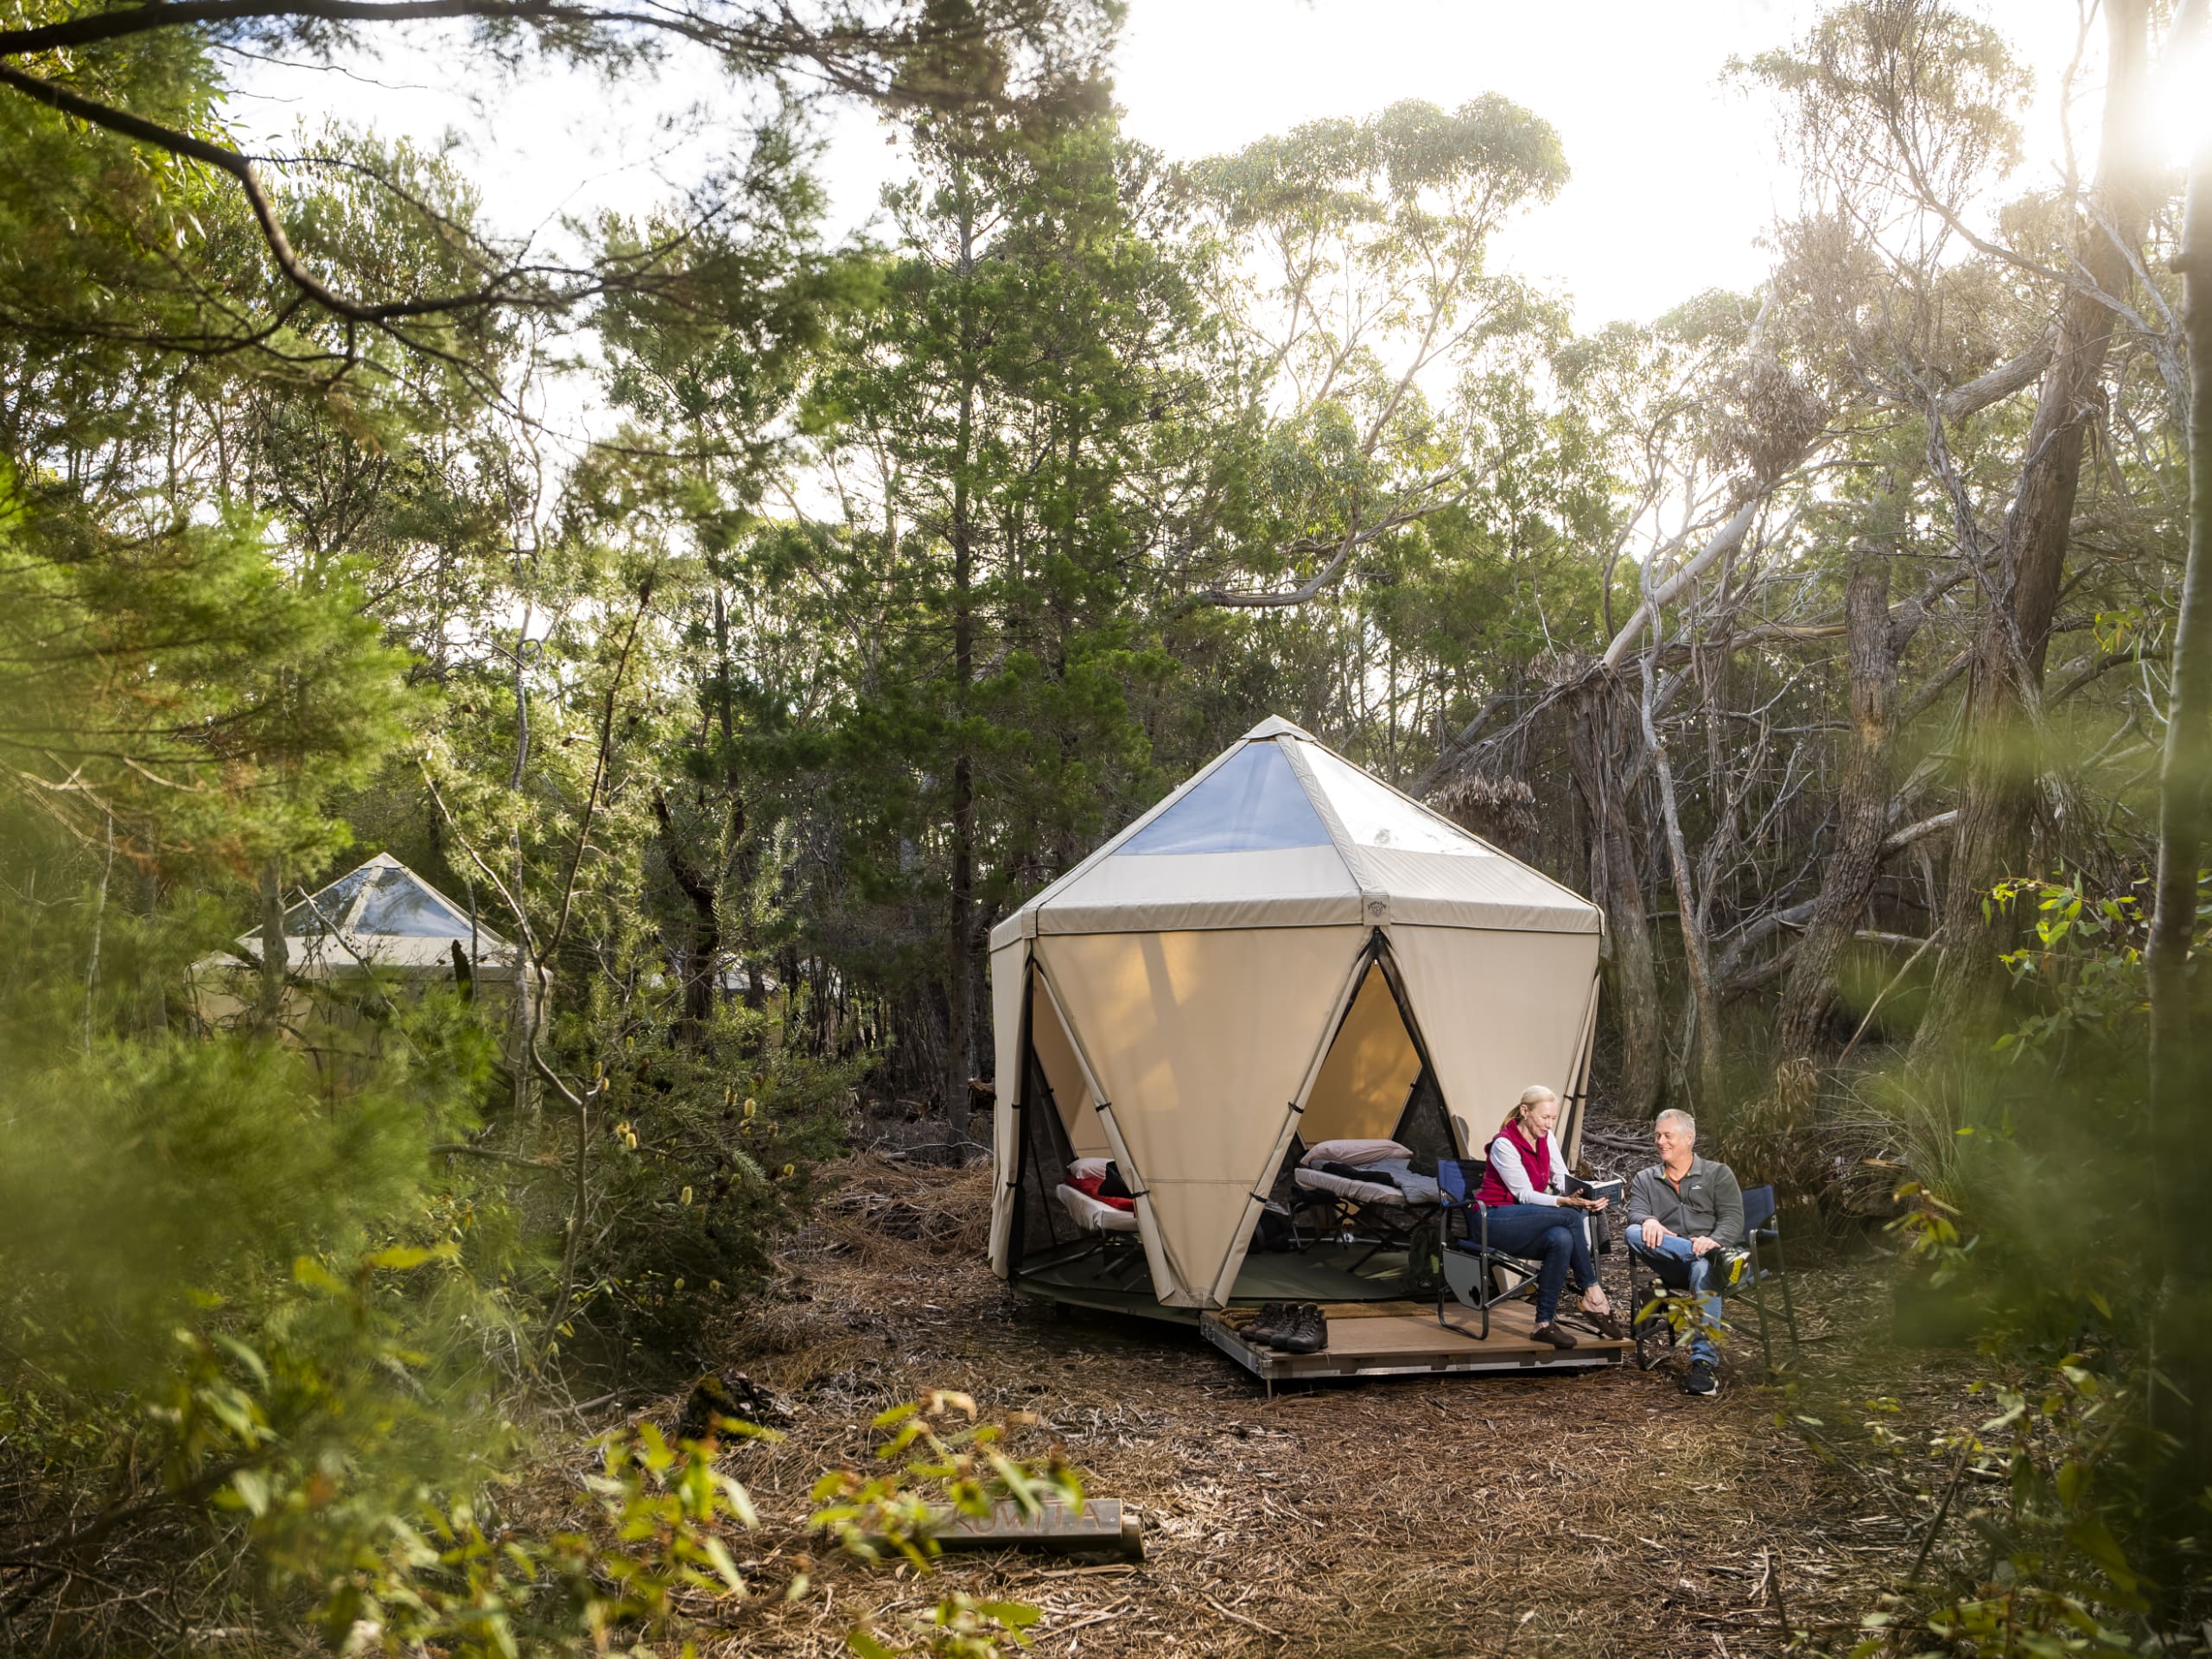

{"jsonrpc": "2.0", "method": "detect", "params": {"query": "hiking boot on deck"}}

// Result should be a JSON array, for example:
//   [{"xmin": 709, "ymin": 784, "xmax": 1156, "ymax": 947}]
[
  {"xmin": 1281, "ymin": 1303, "xmax": 1327, "ymax": 1356},
  {"xmin": 1247, "ymin": 1302, "xmax": 1290, "ymax": 1350},
  {"xmin": 1684, "ymin": 1358, "xmax": 1720, "ymax": 1397}
]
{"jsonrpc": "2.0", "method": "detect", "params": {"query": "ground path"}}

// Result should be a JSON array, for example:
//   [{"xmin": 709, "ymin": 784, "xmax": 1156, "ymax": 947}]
[{"xmin": 599, "ymin": 1155, "xmax": 1907, "ymax": 1658}]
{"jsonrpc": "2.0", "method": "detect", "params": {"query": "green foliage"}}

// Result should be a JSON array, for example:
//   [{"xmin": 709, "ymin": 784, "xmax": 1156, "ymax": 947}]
[
  {"xmin": 1794, "ymin": 859, "xmax": 2212, "ymax": 1653},
  {"xmin": 0, "ymin": 474, "xmax": 414, "ymax": 860},
  {"xmin": 312, "ymin": 1424, "xmax": 764, "ymax": 1658},
  {"xmin": 1988, "ymin": 876, "xmax": 2155, "ymax": 1060},
  {"xmin": 553, "ymin": 1005, "xmax": 868, "ymax": 1363},
  {"xmin": 812, "ymin": 1391, "xmax": 1078, "ymax": 1658}
]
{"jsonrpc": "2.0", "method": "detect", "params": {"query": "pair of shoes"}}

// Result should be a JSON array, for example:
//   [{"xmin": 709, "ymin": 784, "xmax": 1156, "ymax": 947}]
[
  {"xmin": 1248, "ymin": 1301, "xmax": 1327, "ymax": 1355},
  {"xmin": 1529, "ymin": 1321, "xmax": 1579, "ymax": 1350},
  {"xmin": 1248, "ymin": 1302, "xmax": 1292, "ymax": 1346},
  {"xmin": 1683, "ymin": 1357, "xmax": 1721, "ymax": 1397}
]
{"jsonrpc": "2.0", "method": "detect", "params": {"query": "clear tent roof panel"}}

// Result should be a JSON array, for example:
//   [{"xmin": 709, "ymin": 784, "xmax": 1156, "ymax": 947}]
[
  {"xmin": 251, "ymin": 855, "xmax": 505, "ymax": 950},
  {"xmin": 353, "ymin": 866, "xmax": 474, "ymax": 936},
  {"xmin": 1116, "ymin": 740, "xmax": 1332, "ymax": 856},
  {"xmin": 279, "ymin": 864, "xmax": 377, "ymax": 936},
  {"xmin": 1301, "ymin": 744, "xmax": 1491, "ymax": 857}
]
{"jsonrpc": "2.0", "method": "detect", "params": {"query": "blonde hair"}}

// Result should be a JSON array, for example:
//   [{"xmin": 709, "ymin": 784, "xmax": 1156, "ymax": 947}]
[{"xmin": 1510, "ymin": 1084, "xmax": 1559, "ymax": 1128}]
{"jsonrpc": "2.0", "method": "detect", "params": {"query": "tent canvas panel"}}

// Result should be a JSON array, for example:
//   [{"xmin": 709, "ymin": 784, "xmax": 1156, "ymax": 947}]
[
  {"xmin": 1117, "ymin": 739, "xmax": 1330, "ymax": 855},
  {"xmin": 1029, "ymin": 845, "xmax": 1357, "ymax": 936},
  {"xmin": 1354, "ymin": 846, "xmax": 1605, "ymax": 933},
  {"xmin": 1034, "ymin": 925, "xmax": 1369, "ymax": 1306},
  {"xmin": 1030, "ymin": 976, "xmax": 1109, "ymax": 1157},
  {"xmin": 987, "ymin": 940, "xmax": 1029, "ymax": 1276},
  {"xmin": 1386, "ymin": 925, "xmax": 1602, "ymax": 1152},
  {"xmin": 1298, "ymin": 743, "xmax": 1493, "ymax": 858}
]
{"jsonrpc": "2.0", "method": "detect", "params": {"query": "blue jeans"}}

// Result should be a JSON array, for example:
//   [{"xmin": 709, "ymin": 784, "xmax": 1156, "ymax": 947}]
[
  {"xmin": 1627, "ymin": 1232, "xmax": 1724, "ymax": 1363},
  {"xmin": 1476, "ymin": 1204, "xmax": 1598, "ymax": 1325}
]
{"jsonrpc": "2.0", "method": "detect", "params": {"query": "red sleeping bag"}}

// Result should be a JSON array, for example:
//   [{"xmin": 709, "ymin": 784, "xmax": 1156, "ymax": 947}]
[{"xmin": 1070, "ymin": 1174, "xmax": 1135, "ymax": 1212}]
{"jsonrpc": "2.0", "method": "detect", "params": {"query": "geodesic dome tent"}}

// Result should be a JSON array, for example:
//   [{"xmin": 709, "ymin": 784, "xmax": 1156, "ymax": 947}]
[
  {"xmin": 988, "ymin": 716, "xmax": 1605, "ymax": 1312},
  {"xmin": 190, "ymin": 853, "xmax": 524, "ymax": 1033}
]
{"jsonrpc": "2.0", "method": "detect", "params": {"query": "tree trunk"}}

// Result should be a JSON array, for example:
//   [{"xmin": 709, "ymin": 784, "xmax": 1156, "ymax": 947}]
[
  {"xmin": 944, "ymin": 173, "xmax": 980, "ymax": 1140},
  {"xmin": 1916, "ymin": 0, "xmax": 2152, "ymax": 1052},
  {"xmin": 1777, "ymin": 527, "xmax": 1901, "ymax": 1058},
  {"xmin": 2145, "ymin": 104, "xmax": 2212, "ymax": 1596},
  {"xmin": 1567, "ymin": 677, "xmax": 1662, "ymax": 1116},
  {"xmin": 1637, "ymin": 649, "xmax": 1724, "ymax": 1107},
  {"xmin": 652, "ymin": 791, "xmax": 721, "ymax": 1046},
  {"xmin": 256, "ymin": 857, "xmax": 288, "ymax": 1031}
]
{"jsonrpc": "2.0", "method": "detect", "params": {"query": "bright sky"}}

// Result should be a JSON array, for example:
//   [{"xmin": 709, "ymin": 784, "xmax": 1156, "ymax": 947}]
[{"xmin": 222, "ymin": 0, "xmax": 2107, "ymax": 444}]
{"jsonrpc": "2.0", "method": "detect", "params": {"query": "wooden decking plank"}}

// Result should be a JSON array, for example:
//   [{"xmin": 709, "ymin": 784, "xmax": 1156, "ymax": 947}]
[{"xmin": 1201, "ymin": 1297, "xmax": 1629, "ymax": 1382}]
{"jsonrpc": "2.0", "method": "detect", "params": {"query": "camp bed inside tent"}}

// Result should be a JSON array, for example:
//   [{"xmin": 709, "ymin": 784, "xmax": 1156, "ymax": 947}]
[{"xmin": 986, "ymin": 716, "xmax": 1630, "ymax": 1382}]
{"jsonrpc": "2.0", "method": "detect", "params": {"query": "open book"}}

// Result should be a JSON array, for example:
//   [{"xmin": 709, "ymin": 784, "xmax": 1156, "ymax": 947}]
[{"xmin": 1567, "ymin": 1173, "xmax": 1624, "ymax": 1204}]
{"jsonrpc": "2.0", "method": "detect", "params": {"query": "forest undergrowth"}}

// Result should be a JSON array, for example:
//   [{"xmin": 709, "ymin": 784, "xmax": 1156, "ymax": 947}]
[{"xmin": 529, "ymin": 1138, "xmax": 1971, "ymax": 1659}]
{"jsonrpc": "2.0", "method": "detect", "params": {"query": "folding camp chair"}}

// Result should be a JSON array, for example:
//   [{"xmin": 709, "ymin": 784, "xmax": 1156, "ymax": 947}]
[
  {"xmin": 1630, "ymin": 1182, "xmax": 1801, "ymax": 1374},
  {"xmin": 1433, "ymin": 1158, "xmax": 1552, "ymax": 1339}
]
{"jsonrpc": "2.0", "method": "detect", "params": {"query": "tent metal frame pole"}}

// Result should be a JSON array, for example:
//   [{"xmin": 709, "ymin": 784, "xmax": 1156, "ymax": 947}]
[
  {"xmin": 1202, "ymin": 933, "xmax": 1377, "ymax": 1306},
  {"xmin": 1559, "ymin": 967, "xmax": 1604, "ymax": 1168}
]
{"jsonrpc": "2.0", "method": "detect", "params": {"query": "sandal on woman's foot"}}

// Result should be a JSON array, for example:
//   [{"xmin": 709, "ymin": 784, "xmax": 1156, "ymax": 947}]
[
  {"xmin": 1583, "ymin": 1309, "xmax": 1626, "ymax": 1340},
  {"xmin": 1530, "ymin": 1322, "xmax": 1579, "ymax": 1349}
]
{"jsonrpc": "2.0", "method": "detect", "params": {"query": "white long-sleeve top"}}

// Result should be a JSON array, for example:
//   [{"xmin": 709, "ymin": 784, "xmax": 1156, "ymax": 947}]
[{"xmin": 1486, "ymin": 1130, "xmax": 1569, "ymax": 1206}]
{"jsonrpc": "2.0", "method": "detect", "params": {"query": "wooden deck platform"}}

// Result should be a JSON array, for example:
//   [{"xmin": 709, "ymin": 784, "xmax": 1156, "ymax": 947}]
[{"xmin": 1199, "ymin": 1298, "xmax": 1630, "ymax": 1388}]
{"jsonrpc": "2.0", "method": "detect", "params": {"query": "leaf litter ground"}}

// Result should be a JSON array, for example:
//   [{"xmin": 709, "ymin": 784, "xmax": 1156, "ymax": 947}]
[{"xmin": 551, "ymin": 1143, "xmax": 1954, "ymax": 1659}]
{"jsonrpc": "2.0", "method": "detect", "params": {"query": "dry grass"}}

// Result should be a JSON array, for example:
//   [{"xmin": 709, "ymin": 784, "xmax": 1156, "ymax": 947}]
[{"xmin": 538, "ymin": 1149, "xmax": 1924, "ymax": 1659}]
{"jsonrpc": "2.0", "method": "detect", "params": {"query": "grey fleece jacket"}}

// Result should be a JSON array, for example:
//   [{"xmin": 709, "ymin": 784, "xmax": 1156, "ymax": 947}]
[{"xmin": 1626, "ymin": 1154, "xmax": 1745, "ymax": 1249}]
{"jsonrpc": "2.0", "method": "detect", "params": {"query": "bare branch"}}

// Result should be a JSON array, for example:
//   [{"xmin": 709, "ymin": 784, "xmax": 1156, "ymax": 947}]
[
  {"xmin": 1936, "ymin": 330, "xmax": 2056, "ymax": 423},
  {"xmin": 0, "ymin": 0, "xmax": 565, "ymax": 54},
  {"xmin": 2050, "ymin": 641, "xmax": 2168, "ymax": 703},
  {"xmin": 1881, "ymin": 810, "xmax": 1958, "ymax": 856},
  {"xmin": 1201, "ymin": 467, "xmax": 1463, "ymax": 608},
  {"xmin": 0, "ymin": 64, "xmax": 585, "ymax": 326},
  {"xmin": 1599, "ymin": 494, "xmax": 1765, "ymax": 671}
]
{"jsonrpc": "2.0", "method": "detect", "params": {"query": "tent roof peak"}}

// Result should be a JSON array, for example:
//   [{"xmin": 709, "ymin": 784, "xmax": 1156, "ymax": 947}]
[{"xmin": 1240, "ymin": 715, "xmax": 1313, "ymax": 742}]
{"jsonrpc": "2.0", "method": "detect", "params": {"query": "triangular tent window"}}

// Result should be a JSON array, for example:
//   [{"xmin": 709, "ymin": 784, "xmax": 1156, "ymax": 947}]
[
  {"xmin": 1117, "ymin": 741, "xmax": 1331, "ymax": 856},
  {"xmin": 1303, "ymin": 744, "xmax": 1489, "ymax": 857},
  {"xmin": 248, "ymin": 856, "xmax": 505, "ymax": 954},
  {"xmin": 280, "ymin": 865, "xmax": 377, "ymax": 936},
  {"xmin": 353, "ymin": 866, "xmax": 474, "ymax": 936}
]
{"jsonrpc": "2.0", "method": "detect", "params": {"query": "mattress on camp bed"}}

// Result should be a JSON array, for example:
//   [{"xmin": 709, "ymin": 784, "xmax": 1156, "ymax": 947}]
[
  {"xmin": 1057, "ymin": 1182, "xmax": 1140, "ymax": 1235},
  {"xmin": 1293, "ymin": 1162, "xmax": 1441, "ymax": 1208}
]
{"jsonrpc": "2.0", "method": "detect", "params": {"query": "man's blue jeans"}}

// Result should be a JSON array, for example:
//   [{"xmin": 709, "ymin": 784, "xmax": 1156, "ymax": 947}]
[{"xmin": 1627, "ymin": 1232, "xmax": 1724, "ymax": 1363}]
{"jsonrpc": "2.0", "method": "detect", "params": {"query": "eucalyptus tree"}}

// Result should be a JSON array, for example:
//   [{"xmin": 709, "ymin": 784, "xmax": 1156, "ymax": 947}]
[
  {"xmin": 0, "ymin": 0, "xmax": 1120, "ymax": 387},
  {"xmin": 1186, "ymin": 96, "xmax": 1568, "ymax": 613},
  {"xmin": 1741, "ymin": 0, "xmax": 2178, "ymax": 1054}
]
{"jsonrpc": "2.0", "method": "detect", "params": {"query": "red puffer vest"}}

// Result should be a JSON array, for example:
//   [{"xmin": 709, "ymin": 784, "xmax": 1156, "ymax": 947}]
[{"xmin": 1476, "ymin": 1117, "xmax": 1551, "ymax": 1208}]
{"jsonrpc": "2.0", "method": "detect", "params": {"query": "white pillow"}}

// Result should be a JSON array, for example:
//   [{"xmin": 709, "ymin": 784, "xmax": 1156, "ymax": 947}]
[
  {"xmin": 1068, "ymin": 1156, "xmax": 1113, "ymax": 1181},
  {"xmin": 1301, "ymin": 1138, "xmax": 1412, "ymax": 1167}
]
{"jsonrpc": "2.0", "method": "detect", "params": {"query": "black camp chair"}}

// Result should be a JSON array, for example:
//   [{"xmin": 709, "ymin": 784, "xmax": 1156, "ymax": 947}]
[
  {"xmin": 1433, "ymin": 1157, "xmax": 1572, "ymax": 1339},
  {"xmin": 1630, "ymin": 1182, "xmax": 1801, "ymax": 1374}
]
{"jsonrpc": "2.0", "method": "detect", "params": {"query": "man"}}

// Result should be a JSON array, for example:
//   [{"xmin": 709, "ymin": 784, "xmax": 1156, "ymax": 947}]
[{"xmin": 1625, "ymin": 1109, "xmax": 1745, "ymax": 1398}]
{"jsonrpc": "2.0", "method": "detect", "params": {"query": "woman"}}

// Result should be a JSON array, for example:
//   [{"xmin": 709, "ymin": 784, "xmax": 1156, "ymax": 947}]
[{"xmin": 1471, "ymin": 1085, "xmax": 1624, "ymax": 1347}]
